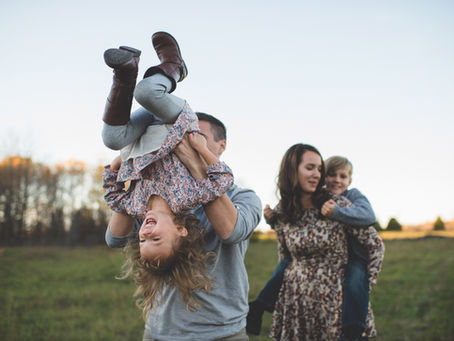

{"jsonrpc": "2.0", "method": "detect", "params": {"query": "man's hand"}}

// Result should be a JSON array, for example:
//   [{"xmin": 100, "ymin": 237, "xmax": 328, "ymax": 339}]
[
  {"xmin": 174, "ymin": 134, "xmax": 207, "ymax": 179},
  {"xmin": 321, "ymin": 199, "xmax": 336, "ymax": 217}
]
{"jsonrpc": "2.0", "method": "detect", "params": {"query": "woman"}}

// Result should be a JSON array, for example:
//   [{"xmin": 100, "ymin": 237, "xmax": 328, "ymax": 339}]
[{"xmin": 268, "ymin": 143, "xmax": 383, "ymax": 340}]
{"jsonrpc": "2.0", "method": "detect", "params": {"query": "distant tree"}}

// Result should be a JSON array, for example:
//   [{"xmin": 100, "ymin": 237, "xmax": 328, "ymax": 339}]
[
  {"xmin": 0, "ymin": 155, "xmax": 34, "ymax": 244},
  {"xmin": 250, "ymin": 229, "xmax": 263, "ymax": 242},
  {"xmin": 69, "ymin": 206, "xmax": 97, "ymax": 246},
  {"xmin": 373, "ymin": 221, "xmax": 383, "ymax": 231},
  {"xmin": 433, "ymin": 216, "xmax": 445, "ymax": 231},
  {"xmin": 386, "ymin": 217, "xmax": 402, "ymax": 231}
]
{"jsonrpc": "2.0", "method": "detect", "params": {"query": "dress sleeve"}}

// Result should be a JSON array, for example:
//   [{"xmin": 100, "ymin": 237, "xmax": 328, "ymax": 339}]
[
  {"xmin": 275, "ymin": 222, "xmax": 291, "ymax": 262},
  {"xmin": 103, "ymin": 165, "xmax": 134, "ymax": 215},
  {"xmin": 193, "ymin": 161, "xmax": 234, "ymax": 206}
]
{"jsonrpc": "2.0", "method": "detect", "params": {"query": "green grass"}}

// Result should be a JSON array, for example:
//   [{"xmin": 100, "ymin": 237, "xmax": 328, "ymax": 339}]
[{"xmin": 1, "ymin": 238, "xmax": 453, "ymax": 340}]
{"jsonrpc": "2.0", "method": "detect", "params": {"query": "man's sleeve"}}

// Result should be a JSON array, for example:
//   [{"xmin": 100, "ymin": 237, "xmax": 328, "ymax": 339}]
[
  {"xmin": 222, "ymin": 188, "xmax": 262, "ymax": 244},
  {"xmin": 332, "ymin": 188, "xmax": 376, "ymax": 227}
]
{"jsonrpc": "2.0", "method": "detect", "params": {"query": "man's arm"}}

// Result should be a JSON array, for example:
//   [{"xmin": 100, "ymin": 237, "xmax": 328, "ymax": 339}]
[
  {"xmin": 203, "ymin": 193, "xmax": 238, "ymax": 239},
  {"xmin": 174, "ymin": 136, "xmax": 260, "ymax": 240},
  {"xmin": 332, "ymin": 188, "xmax": 376, "ymax": 227}
]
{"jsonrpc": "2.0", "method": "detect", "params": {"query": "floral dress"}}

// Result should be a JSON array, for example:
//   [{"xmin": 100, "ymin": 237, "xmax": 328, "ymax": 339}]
[
  {"xmin": 270, "ymin": 196, "xmax": 384, "ymax": 340},
  {"xmin": 103, "ymin": 103, "xmax": 234, "ymax": 219}
]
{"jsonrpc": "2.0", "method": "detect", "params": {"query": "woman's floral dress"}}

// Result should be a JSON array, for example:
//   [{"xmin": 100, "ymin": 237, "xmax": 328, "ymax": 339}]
[{"xmin": 270, "ymin": 196, "xmax": 384, "ymax": 340}]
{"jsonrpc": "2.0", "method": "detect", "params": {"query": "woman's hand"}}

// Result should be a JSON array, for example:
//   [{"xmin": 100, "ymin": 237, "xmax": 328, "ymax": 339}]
[{"xmin": 321, "ymin": 199, "xmax": 336, "ymax": 217}]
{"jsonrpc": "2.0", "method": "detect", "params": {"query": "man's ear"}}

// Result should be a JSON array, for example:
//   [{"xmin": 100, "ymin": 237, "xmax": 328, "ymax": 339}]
[{"xmin": 218, "ymin": 139, "xmax": 226, "ymax": 155}]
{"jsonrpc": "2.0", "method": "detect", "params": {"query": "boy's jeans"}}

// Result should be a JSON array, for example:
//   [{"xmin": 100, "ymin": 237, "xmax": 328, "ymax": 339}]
[
  {"xmin": 255, "ymin": 252, "xmax": 369, "ymax": 330},
  {"xmin": 256, "ymin": 257, "xmax": 290, "ymax": 312},
  {"xmin": 342, "ymin": 253, "xmax": 369, "ymax": 331}
]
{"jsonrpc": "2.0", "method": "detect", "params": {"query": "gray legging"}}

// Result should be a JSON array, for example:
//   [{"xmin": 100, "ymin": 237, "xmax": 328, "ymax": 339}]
[{"xmin": 101, "ymin": 73, "xmax": 186, "ymax": 151}]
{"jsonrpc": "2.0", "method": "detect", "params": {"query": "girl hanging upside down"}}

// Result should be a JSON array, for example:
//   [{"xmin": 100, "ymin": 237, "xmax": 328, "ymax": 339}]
[{"xmin": 101, "ymin": 32, "xmax": 233, "ymax": 318}]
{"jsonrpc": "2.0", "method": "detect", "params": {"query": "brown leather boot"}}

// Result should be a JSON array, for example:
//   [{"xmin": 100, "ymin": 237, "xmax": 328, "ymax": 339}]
[
  {"xmin": 102, "ymin": 46, "xmax": 141, "ymax": 125},
  {"xmin": 143, "ymin": 32, "xmax": 187, "ymax": 93}
]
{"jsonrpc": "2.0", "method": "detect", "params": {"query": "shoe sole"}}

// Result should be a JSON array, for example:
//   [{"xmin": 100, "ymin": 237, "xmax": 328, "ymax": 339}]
[
  {"xmin": 119, "ymin": 46, "xmax": 141, "ymax": 57},
  {"xmin": 104, "ymin": 48, "xmax": 136, "ymax": 68}
]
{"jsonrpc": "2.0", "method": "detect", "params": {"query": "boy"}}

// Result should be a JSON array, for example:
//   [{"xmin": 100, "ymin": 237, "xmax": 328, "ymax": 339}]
[
  {"xmin": 248, "ymin": 156, "xmax": 376, "ymax": 341},
  {"xmin": 322, "ymin": 156, "xmax": 375, "ymax": 341}
]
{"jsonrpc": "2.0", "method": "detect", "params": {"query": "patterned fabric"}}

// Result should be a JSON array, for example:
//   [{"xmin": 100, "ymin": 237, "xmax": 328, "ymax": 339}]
[
  {"xmin": 270, "ymin": 196, "xmax": 384, "ymax": 341},
  {"xmin": 102, "ymin": 103, "xmax": 234, "ymax": 218}
]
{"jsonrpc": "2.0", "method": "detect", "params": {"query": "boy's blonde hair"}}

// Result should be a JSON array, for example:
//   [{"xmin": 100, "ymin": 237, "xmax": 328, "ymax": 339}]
[
  {"xmin": 118, "ymin": 212, "xmax": 215, "ymax": 322},
  {"xmin": 325, "ymin": 156, "xmax": 353, "ymax": 176}
]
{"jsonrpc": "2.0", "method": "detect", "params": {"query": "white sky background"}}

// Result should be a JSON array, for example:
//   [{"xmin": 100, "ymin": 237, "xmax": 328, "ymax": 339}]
[{"xmin": 1, "ymin": 0, "xmax": 453, "ymax": 228}]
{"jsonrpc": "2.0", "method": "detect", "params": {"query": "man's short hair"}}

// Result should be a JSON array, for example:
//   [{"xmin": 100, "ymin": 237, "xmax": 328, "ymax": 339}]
[{"xmin": 196, "ymin": 112, "xmax": 227, "ymax": 142}]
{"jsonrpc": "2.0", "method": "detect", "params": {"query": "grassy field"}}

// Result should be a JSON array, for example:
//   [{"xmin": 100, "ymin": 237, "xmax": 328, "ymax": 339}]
[{"xmin": 1, "ymin": 238, "xmax": 453, "ymax": 340}]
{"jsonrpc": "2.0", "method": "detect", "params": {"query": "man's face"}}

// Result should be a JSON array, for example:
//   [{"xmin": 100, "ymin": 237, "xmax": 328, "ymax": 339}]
[{"xmin": 198, "ymin": 120, "xmax": 226, "ymax": 158}]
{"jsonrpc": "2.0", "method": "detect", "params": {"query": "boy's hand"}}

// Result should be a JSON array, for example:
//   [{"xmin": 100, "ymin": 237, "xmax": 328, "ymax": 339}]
[
  {"xmin": 188, "ymin": 132, "xmax": 207, "ymax": 152},
  {"xmin": 110, "ymin": 155, "xmax": 122, "ymax": 171},
  {"xmin": 321, "ymin": 199, "xmax": 336, "ymax": 217},
  {"xmin": 264, "ymin": 204, "xmax": 276, "ymax": 221}
]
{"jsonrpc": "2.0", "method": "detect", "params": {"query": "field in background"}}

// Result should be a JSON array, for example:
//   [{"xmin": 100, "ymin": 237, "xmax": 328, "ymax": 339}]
[
  {"xmin": 1, "ymin": 238, "xmax": 453, "ymax": 341},
  {"xmin": 254, "ymin": 229, "xmax": 454, "ymax": 241}
]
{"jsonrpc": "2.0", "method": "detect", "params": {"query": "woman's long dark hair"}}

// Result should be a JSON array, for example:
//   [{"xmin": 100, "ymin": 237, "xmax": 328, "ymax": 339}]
[{"xmin": 277, "ymin": 143, "xmax": 331, "ymax": 224}]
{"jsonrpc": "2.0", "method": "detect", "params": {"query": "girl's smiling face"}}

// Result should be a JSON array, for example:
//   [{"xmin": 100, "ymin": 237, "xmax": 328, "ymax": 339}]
[{"xmin": 138, "ymin": 210, "xmax": 187, "ymax": 262}]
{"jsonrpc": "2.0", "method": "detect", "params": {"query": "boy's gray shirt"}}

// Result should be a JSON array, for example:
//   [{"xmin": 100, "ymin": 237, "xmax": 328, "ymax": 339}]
[
  {"xmin": 332, "ymin": 188, "xmax": 376, "ymax": 227},
  {"xmin": 105, "ymin": 184, "xmax": 262, "ymax": 341}
]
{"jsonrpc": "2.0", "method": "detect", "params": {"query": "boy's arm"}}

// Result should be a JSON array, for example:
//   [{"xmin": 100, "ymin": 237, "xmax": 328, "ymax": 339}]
[{"xmin": 331, "ymin": 188, "xmax": 376, "ymax": 227}]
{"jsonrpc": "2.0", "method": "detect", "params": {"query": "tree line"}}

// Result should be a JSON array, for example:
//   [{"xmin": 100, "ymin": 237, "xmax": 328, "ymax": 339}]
[
  {"xmin": 0, "ymin": 155, "xmax": 109, "ymax": 246},
  {"xmin": 1, "ymin": 154, "xmax": 447, "ymax": 246},
  {"xmin": 374, "ymin": 216, "xmax": 447, "ymax": 231}
]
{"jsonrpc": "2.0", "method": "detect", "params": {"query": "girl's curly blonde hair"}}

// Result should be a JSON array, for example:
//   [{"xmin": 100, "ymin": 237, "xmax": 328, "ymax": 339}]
[{"xmin": 118, "ymin": 212, "xmax": 215, "ymax": 322}]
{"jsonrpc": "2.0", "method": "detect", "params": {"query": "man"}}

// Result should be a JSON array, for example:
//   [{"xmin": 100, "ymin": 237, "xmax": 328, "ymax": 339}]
[{"xmin": 105, "ymin": 112, "xmax": 262, "ymax": 341}]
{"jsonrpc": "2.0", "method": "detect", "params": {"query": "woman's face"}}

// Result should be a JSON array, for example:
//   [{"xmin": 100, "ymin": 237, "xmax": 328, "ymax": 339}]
[
  {"xmin": 139, "ymin": 210, "xmax": 187, "ymax": 262},
  {"xmin": 297, "ymin": 151, "xmax": 322, "ymax": 194}
]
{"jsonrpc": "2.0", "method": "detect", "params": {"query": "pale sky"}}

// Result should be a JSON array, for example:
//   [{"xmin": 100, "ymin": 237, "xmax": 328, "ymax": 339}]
[{"xmin": 1, "ymin": 0, "xmax": 453, "ymax": 228}]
